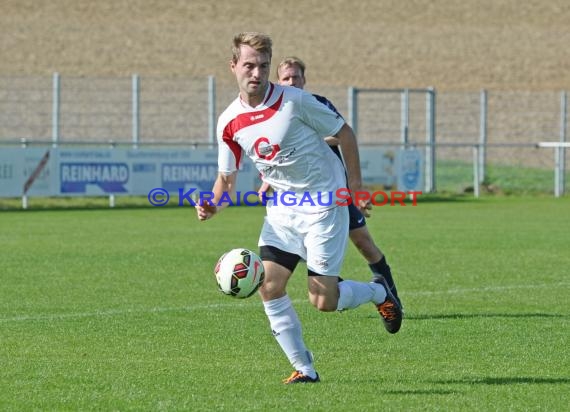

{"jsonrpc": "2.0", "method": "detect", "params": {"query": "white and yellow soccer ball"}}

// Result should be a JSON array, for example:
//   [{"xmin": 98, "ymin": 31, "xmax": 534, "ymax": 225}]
[{"xmin": 214, "ymin": 248, "xmax": 265, "ymax": 298}]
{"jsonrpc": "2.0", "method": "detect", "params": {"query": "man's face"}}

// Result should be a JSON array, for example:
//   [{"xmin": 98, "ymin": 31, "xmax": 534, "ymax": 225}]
[
  {"xmin": 230, "ymin": 45, "xmax": 271, "ymax": 103},
  {"xmin": 277, "ymin": 64, "xmax": 306, "ymax": 89}
]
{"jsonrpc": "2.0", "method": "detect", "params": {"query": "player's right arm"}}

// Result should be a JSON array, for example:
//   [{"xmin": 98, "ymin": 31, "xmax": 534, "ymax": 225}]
[
  {"xmin": 197, "ymin": 111, "xmax": 241, "ymax": 221},
  {"xmin": 324, "ymin": 136, "xmax": 339, "ymax": 146},
  {"xmin": 195, "ymin": 171, "xmax": 237, "ymax": 221}
]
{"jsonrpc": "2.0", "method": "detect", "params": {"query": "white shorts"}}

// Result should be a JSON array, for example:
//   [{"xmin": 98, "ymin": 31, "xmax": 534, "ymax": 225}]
[{"xmin": 258, "ymin": 204, "xmax": 349, "ymax": 276}]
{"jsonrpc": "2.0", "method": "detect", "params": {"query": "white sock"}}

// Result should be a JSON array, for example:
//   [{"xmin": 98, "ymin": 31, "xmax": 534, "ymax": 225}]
[
  {"xmin": 337, "ymin": 280, "xmax": 387, "ymax": 310},
  {"xmin": 263, "ymin": 295, "xmax": 317, "ymax": 379}
]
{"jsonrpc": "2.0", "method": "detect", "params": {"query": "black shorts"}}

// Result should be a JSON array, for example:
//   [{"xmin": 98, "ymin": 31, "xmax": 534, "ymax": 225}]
[
  {"xmin": 259, "ymin": 245, "xmax": 301, "ymax": 272},
  {"xmin": 259, "ymin": 245, "xmax": 330, "ymax": 277},
  {"xmin": 348, "ymin": 202, "xmax": 366, "ymax": 230}
]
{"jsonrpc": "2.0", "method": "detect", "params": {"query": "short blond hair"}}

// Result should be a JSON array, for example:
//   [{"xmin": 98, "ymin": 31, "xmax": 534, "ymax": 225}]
[
  {"xmin": 231, "ymin": 32, "xmax": 273, "ymax": 63},
  {"xmin": 276, "ymin": 56, "xmax": 306, "ymax": 78}
]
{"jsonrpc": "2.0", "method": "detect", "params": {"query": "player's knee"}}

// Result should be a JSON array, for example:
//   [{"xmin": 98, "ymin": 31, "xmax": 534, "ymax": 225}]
[
  {"xmin": 316, "ymin": 302, "xmax": 338, "ymax": 312},
  {"xmin": 350, "ymin": 229, "xmax": 366, "ymax": 245},
  {"xmin": 309, "ymin": 295, "xmax": 338, "ymax": 312},
  {"xmin": 350, "ymin": 233, "xmax": 379, "ymax": 258},
  {"xmin": 259, "ymin": 280, "xmax": 287, "ymax": 301},
  {"xmin": 351, "ymin": 235, "xmax": 366, "ymax": 251},
  {"xmin": 353, "ymin": 236, "xmax": 374, "ymax": 254}
]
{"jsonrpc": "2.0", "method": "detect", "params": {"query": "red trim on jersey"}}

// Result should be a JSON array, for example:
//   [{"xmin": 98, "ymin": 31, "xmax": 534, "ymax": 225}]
[
  {"xmin": 222, "ymin": 89, "xmax": 284, "ymax": 169},
  {"xmin": 263, "ymin": 83, "xmax": 275, "ymax": 105},
  {"xmin": 222, "ymin": 136, "xmax": 243, "ymax": 170}
]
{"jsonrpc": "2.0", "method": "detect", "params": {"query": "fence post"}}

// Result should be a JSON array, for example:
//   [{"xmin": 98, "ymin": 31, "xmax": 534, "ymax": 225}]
[
  {"xmin": 109, "ymin": 139, "xmax": 116, "ymax": 207},
  {"xmin": 347, "ymin": 86, "xmax": 357, "ymax": 134},
  {"xmin": 473, "ymin": 145, "xmax": 480, "ymax": 198},
  {"xmin": 401, "ymin": 88, "xmax": 409, "ymax": 147},
  {"xmin": 208, "ymin": 75, "xmax": 216, "ymax": 148},
  {"xmin": 559, "ymin": 91, "xmax": 567, "ymax": 196},
  {"xmin": 479, "ymin": 89, "xmax": 487, "ymax": 184},
  {"xmin": 553, "ymin": 147, "xmax": 562, "ymax": 197},
  {"xmin": 425, "ymin": 88, "xmax": 436, "ymax": 193},
  {"xmin": 132, "ymin": 74, "xmax": 140, "ymax": 149},
  {"xmin": 52, "ymin": 72, "xmax": 60, "ymax": 148}
]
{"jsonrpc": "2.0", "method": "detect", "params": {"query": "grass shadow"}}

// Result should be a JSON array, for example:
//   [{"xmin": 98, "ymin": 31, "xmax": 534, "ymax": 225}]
[
  {"xmin": 433, "ymin": 376, "xmax": 570, "ymax": 385},
  {"xmin": 383, "ymin": 389, "xmax": 461, "ymax": 395},
  {"xmin": 405, "ymin": 312, "xmax": 565, "ymax": 320}
]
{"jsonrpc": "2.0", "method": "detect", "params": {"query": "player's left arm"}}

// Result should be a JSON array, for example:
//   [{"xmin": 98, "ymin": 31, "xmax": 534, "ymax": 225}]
[
  {"xmin": 333, "ymin": 123, "xmax": 370, "ymax": 211},
  {"xmin": 324, "ymin": 136, "xmax": 340, "ymax": 146}
]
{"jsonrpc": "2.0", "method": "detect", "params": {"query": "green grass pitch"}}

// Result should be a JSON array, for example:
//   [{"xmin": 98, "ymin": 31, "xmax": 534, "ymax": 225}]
[{"xmin": 1, "ymin": 196, "xmax": 569, "ymax": 411}]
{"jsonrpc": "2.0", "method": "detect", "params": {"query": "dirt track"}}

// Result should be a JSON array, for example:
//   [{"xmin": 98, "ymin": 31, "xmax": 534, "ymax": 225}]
[{"xmin": 1, "ymin": 0, "xmax": 569, "ymax": 90}]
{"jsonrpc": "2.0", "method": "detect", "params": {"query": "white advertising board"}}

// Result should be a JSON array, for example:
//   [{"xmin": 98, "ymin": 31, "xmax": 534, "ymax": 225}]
[
  {"xmin": 0, "ymin": 147, "xmax": 423, "ymax": 199},
  {"xmin": 0, "ymin": 148, "xmax": 258, "ymax": 201},
  {"xmin": 0, "ymin": 148, "xmax": 55, "ymax": 197}
]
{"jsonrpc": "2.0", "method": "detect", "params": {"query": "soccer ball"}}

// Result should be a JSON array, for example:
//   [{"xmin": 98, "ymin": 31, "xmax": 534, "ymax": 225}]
[{"xmin": 214, "ymin": 248, "xmax": 265, "ymax": 298}]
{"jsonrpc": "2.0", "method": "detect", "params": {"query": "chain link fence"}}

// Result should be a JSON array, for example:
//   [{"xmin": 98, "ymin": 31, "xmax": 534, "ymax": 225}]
[{"xmin": 1, "ymin": 75, "xmax": 567, "ymax": 195}]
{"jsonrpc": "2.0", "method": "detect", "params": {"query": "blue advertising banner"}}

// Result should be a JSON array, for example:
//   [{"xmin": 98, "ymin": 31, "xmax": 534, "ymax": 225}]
[{"xmin": 60, "ymin": 162, "xmax": 130, "ymax": 193}]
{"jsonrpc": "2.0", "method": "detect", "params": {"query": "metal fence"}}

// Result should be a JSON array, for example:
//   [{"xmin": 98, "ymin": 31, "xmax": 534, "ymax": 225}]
[{"xmin": 0, "ymin": 74, "xmax": 568, "ymax": 196}]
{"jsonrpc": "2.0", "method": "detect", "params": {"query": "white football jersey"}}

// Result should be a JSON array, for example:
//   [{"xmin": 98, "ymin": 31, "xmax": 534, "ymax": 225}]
[{"xmin": 217, "ymin": 83, "xmax": 347, "ymax": 213}]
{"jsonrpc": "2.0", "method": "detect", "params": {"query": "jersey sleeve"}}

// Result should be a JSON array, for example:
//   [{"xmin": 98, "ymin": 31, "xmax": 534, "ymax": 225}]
[
  {"xmin": 313, "ymin": 94, "xmax": 344, "ymax": 120},
  {"xmin": 217, "ymin": 117, "xmax": 243, "ymax": 175},
  {"xmin": 299, "ymin": 91, "xmax": 345, "ymax": 138}
]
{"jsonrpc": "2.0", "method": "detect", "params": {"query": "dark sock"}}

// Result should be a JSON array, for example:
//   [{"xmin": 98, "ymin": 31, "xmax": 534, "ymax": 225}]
[{"xmin": 369, "ymin": 256, "xmax": 399, "ymax": 298}]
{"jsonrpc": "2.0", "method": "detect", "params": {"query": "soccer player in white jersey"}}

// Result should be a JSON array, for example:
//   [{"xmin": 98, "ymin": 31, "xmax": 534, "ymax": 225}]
[
  {"xmin": 195, "ymin": 32, "xmax": 402, "ymax": 384},
  {"xmin": 261, "ymin": 56, "xmax": 402, "ymax": 305}
]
